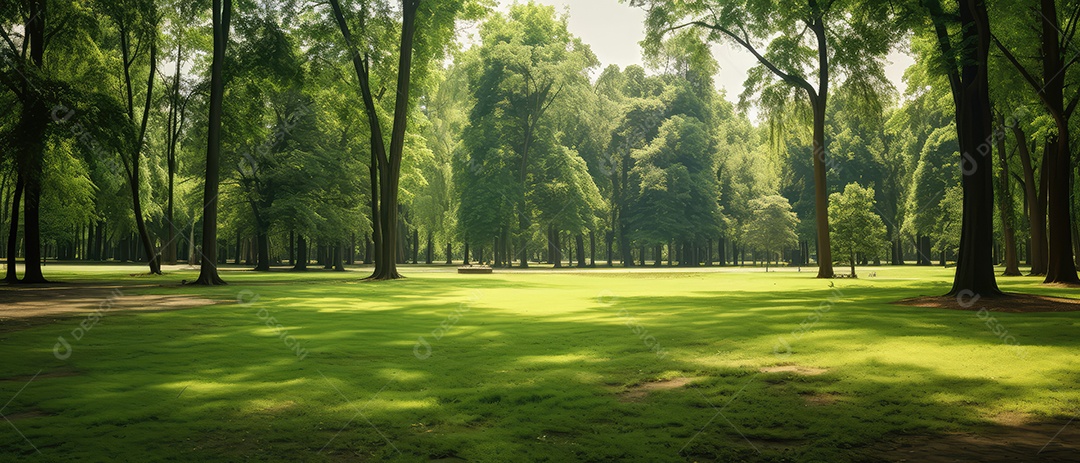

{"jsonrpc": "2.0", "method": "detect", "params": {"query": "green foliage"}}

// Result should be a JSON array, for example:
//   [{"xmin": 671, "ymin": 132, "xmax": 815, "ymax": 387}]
[
  {"xmin": 741, "ymin": 194, "xmax": 799, "ymax": 266},
  {"xmin": 626, "ymin": 115, "xmax": 720, "ymax": 245},
  {"xmin": 829, "ymin": 183, "xmax": 889, "ymax": 272},
  {"xmin": 903, "ymin": 124, "xmax": 960, "ymax": 241},
  {"xmin": 457, "ymin": 1, "xmax": 601, "ymax": 247}
]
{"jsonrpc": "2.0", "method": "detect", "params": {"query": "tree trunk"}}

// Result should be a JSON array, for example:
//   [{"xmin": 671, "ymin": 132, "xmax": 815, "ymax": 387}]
[
  {"xmin": 5, "ymin": 174, "xmax": 22, "ymax": 282},
  {"xmin": 996, "ymin": 114, "xmax": 1021, "ymax": 276},
  {"xmin": 948, "ymin": 0, "xmax": 1002, "ymax": 296},
  {"xmin": 605, "ymin": 231, "xmax": 614, "ymax": 266},
  {"xmin": 445, "ymin": 241, "xmax": 452, "ymax": 265},
  {"xmin": 13, "ymin": 0, "xmax": 47, "ymax": 284},
  {"xmin": 1037, "ymin": 0, "xmax": 1080, "ymax": 284},
  {"xmin": 293, "ymin": 235, "xmax": 308, "ymax": 271},
  {"xmin": 425, "ymin": 231, "xmax": 434, "ymax": 264},
  {"xmin": 589, "ymin": 231, "xmax": 596, "ymax": 267},
  {"xmin": 192, "ymin": 0, "xmax": 231, "ymax": 285},
  {"xmin": 121, "ymin": 22, "xmax": 162, "ymax": 275},
  {"xmin": 552, "ymin": 229, "xmax": 562, "ymax": 268},
  {"xmin": 255, "ymin": 232, "xmax": 270, "ymax": 271},
  {"xmin": 463, "ymin": 243, "xmax": 470, "ymax": 265},
  {"xmin": 411, "ymin": 228, "xmax": 419, "ymax": 264},
  {"xmin": 1013, "ymin": 128, "xmax": 1047, "ymax": 274},
  {"xmin": 334, "ymin": 242, "xmax": 345, "ymax": 271},
  {"xmin": 329, "ymin": 0, "xmax": 418, "ymax": 280},
  {"xmin": 576, "ymin": 234, "xmax": 586, "ymax": 268}
]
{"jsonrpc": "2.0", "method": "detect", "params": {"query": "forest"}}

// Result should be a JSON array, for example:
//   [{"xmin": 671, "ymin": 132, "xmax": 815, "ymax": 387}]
[
  {"xmin": 2, "ymin": 0, "xmax": 1080, "ymax": 461},
  {"xmin": 2, "ymin": 0, "xmax": 1077, "ymax": 290}
]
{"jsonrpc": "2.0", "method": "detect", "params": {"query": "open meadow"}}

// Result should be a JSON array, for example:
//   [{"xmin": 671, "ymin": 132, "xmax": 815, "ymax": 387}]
[{"xmin": 1, "ymin": 265, "xmax": 1078, "ymax": 462}]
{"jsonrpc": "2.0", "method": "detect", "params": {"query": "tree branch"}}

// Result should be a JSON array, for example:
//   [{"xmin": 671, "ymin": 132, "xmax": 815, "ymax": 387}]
[
  {"xmin": 666, "ymin": 21, "xmax": 817, "ymax": 98},
  {"xmin": 992, "ymin": 35, "xmax": 1054, "ymax": 111}
]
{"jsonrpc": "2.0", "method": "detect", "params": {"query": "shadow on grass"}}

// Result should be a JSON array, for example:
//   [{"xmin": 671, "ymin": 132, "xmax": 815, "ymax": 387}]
[{"xmin": 0, "ymin": 274, "xmax": 1076, "ymax": 462}]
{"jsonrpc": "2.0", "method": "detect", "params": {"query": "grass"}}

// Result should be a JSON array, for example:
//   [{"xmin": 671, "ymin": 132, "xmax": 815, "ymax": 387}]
[{"xmin": 1, "ymin": 264, "xmax": 1078, "ymax": 461}]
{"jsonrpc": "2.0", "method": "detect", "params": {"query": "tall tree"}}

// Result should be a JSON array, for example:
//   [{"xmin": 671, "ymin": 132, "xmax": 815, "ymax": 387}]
[
  {"xmin": 1, "ymin": 0, "xmax": 49, "ymax": 283},
  {"xmin": 98, "ymin": 0, "xmax": 163, "ymax": 275},
  {"xmin": 915, "ymin": 0, "xmax": 1001, "ymax": 296},
  {"xmin": 461, "ymin": 2, "xmax": 597, "ymax": 268},
  {"xmin": 635, "ymin": 0, "xmax": 900, "ymax": 278},
  {"xmin": 328, "ymin": 0, "xmax": 478, "ymax": 280},
  {"xmin": 995, "ymin": 113, "xmax": 1021, "ymax": 276},
  {"xmin": 191, "ymin": 0, "xmax": 232, "ymax": 285}
]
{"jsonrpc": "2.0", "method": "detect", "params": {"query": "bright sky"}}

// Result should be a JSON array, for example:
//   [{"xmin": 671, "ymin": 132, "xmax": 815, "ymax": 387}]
[{"xmin": 478, "ymin": 0, "xmax": 915, "ymax": 121}]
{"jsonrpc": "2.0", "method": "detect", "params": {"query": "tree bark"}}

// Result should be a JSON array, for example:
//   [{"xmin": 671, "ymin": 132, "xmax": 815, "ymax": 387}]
[{"xmin": 810, "ymin": 97, "xmax": 834, "ymax": 278}]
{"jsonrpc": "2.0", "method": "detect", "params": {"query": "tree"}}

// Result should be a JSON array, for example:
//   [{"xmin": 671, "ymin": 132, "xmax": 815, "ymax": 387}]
[
  {"xmin": 461, "ymin": 2, "xmax": 597, "ymax": 267},
  {"xmin": 625, "ymin": 114, "xmax": 720, "ymax": 262},
  {"xmin": 830, "ymin": 183, "xmax": 888, "ymax": 277},
  {"xmin": 328, "ymin": 0, "xmax": 479, "ymax": 280},
  {"xmin": 902, "ymin": 124, "xmax": 960, "ymax": 255},
  {"xmin": 97, "ymin": 0, "xmax": 163, "ymax": 275},
  {"xmin": 191, "ymin": 0, "xmax": 231, "ymax": 286},
  {"xmin": 742, "ymin": 195, "xmax": 799, "ymax": 272},
  {"xmin": 635, "ymin": 0, "xmax": 900, "ymax": 278},
  {"xmin": 912, "ymin": 0, "xmax": 1001, "ymax": 296},
  {"xmin": 1, "ymin": 0, "xmax": 51, "ymax": 283},
  {"xmin": 992, "ymin": 0, "xmax": 1080, "ymax": 284},
  {"xmin": 994, "ymin": 113, "xmax": 1021, "ymax": 276}
]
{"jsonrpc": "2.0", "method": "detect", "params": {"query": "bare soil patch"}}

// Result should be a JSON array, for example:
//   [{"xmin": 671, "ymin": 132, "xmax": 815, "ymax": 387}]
[
  {"xmin": 895, "ymin": 293, "xmax": 1080, "ymax": 313},
  {"xmin": 800, "ymin": 392, "xmax": 841, "ymax": 406},
  {"xmin": 2, "ymin": 409, "xmax": 54, "ymax": 422},
  {"xmin": 618, "ymin": 377, "xmax": 698, "ymax": 402},
  {"xmin": 0, "ymin": 284, "xmax": 218, "ymax": 324},
  {"xmin": 868, "ymin": 418, "xmax": 1079, "ymax": 462},
  {"xmin": 760, "ymin": 365, "xmax": 828, "ymax": 376}
]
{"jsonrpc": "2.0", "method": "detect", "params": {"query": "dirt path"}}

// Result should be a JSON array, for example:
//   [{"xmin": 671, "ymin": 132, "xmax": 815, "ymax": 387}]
[
  {"xmin": 868, "ymin": 417, "xmax": 1079, "ymax": 462},
  {"xmin": 895, "ymin": 293, "xmax": 1080, "ymax": 313},
  {"xmin": 0, "ymin": 283, "xmax": 218, "ymax": 326}
]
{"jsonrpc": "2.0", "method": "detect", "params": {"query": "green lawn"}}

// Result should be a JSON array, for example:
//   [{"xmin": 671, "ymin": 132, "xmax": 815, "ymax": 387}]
[{"xmin": 1, "ymin": 265, "xmax": 1078, "ymax": 461}]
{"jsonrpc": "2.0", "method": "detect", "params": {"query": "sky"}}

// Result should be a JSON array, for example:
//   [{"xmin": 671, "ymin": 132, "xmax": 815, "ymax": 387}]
[{"xmin": 478, "ymin": 0, "xmax": 915, "ymax": 121}]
